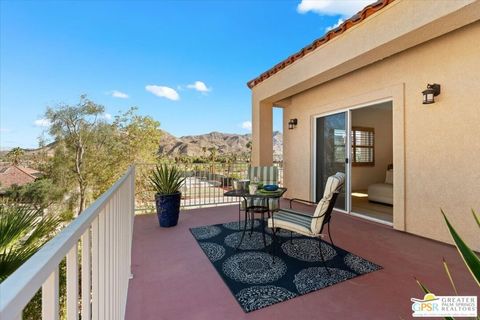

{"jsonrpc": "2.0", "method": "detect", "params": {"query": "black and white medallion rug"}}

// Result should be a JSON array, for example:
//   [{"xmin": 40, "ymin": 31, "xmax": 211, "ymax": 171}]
[{"xmin": 190, "ymin": 220, "xmax": 382, "ymax": 313}]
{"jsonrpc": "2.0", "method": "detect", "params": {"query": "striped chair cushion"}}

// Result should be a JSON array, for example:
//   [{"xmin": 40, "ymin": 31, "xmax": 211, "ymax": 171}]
[
  {"xmin": 268, "ymin": 209, "xmax": 315, "ymax": 237},
  {"xmin": 311, "ymin": 172, "xmax": 345, "ymax": 233},
  {"xmin": 268, "ymin": 172, "xmax": 345, "ymax": 237},
  {"xmin": 247, "ymin": 166, "xmax": 279, "ymax": 185},
  {"xmin": 240, "ymin": 166, "xmax": 280, "ymax": 211},
  {"xmin": 322, "ymin": 172, "xmax": 345, "ymax": 199}
]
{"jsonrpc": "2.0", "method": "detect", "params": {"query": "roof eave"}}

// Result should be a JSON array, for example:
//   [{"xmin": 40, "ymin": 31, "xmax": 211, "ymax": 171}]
[{"xmin": 247, "ymin": 0, "xmax": 394, "ymax": 89}]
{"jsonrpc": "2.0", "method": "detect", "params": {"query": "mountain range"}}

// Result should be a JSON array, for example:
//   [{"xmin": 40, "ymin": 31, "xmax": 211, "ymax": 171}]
[
  {"xmin": 1, "ymin": 131, "xmax": 283, "ymax": 161},
  {"xmin": 159, "ymin": 131, "xmax": 283, "ymax": 161}
]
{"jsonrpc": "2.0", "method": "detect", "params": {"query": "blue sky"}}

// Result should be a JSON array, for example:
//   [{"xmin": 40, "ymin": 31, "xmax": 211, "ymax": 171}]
[{"xmin": 0, "ymin": 0, "xmax": 371, "ymax": 149}]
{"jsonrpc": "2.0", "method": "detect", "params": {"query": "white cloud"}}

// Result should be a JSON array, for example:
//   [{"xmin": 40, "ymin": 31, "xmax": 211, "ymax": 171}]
[
  {"xmin": 325, "ymin": 18, "xmax": 345, "ymax": 32},
  {"xmin": 186, "ymin": 81, "xmax": 211, "ymax": 93},
  {"xmin": 0, "ymin": 128, "xmax": 11, "ymax": 133},
  {"xmin": 110, "ymin": 90, "xmax": 129, "ymax": 99},
  {"xmin": 34, "ymin": 118, "xmax": 51, "ymax": 127},
  {"xmin": 100, "ymin": 113, "xmax": 112, "ymax": 120},
  {"xmin": 145, "ymin": 85, "xmax": 180, "ymax": 101},
  {"xmin": 241, "ymin": 121, "xmax": 252, "ymax": 131},
  {"xmin": 297, "ymin": 0, "xmax": 372, "ymax": 17}
]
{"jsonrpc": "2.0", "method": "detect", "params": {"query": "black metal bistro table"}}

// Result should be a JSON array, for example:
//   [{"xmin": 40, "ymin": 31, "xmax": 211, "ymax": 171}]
[{"xmin": 224, "ymin": 188, "xmax": 287, "ymax": 250}]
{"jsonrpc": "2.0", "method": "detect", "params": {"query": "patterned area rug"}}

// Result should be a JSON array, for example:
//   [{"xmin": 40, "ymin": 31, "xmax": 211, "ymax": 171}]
[{"xmin": 190, "ymin": 220, "xmax": 382, "ymax": 313}]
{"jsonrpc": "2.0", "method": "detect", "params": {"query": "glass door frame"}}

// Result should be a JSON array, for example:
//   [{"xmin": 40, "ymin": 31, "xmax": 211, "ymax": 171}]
[
  {"xmin": 311, "ymin": 99, "xmax": 394, "ymax": 226},
  {"xmin": 312, "ymin": 110, "xmax": 350, "ymax": 212}
]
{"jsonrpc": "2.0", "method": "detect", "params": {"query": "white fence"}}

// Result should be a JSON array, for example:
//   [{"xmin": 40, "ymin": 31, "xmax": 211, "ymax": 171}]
[{"xmin": 0, "ymin": 167, "xmax": 135, "ymax": 320}]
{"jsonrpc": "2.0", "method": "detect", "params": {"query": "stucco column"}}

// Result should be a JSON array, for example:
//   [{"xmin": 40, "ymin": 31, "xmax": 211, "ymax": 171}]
[{"xmin": 251, "ymin": 98, "xmax": 273, "ymax": 166}]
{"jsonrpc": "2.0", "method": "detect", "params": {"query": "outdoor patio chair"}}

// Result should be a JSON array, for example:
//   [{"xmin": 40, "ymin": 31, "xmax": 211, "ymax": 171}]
[
  {"xmin": 238, "ymin": 166, "xmax": 280, "ymax": 224},
  {"xmin": 268, "ymin": 172, "xmax": 345, "ymax": 273}
]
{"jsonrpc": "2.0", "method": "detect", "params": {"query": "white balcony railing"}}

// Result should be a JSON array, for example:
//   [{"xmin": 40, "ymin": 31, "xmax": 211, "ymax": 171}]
[
  {"xmin": 135, "ymin": 162, "xmax": 283, "ymax": 212},
  {"xmin": 0, "ymin": 166, "xmax": 135, "ymax": 320}
]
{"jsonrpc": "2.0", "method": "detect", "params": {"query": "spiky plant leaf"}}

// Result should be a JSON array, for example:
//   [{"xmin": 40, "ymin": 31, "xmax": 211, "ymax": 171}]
[
  {"xmin": 148, "ymin": 164, "xmax": 185, "ymax": 195},
  {"xmin": 441, "ymin": 210, "xmax": 480, "ymax": 286},
  {"xmin": 442, "ymin": 258, "xmax": 458, "ymax": 295},
  {"xmin": 415, "ymin": 277, "xmax": 431, "ymax": 295},
  {"xmin": 0, "ymin": 205, "xmax": 61, "ymax": 282},
  {"xmin": 473, "ymin": 210, "xmax": 480, "ymax": 229},
  {"xmin": 415, "ymin": 278, "xmax": 455, "ymax": 320}
]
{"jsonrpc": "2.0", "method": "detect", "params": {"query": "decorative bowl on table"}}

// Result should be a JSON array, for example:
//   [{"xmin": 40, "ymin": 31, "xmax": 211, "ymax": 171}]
[{"xmin": 263, "ymin": 184, "xmax": 279, "ymax": 191}]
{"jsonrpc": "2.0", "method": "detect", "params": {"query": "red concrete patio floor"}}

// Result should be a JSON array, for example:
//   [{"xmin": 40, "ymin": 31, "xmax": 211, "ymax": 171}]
[{"xmin": 125, "ymin": 203, "xmax": 479, "ymax": 320}]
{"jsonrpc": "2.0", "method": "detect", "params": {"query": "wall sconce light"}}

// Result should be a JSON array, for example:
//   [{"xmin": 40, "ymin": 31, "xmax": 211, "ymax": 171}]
[
  {"xmin": 288, "ymin": 118, "xmax": 298, "ymax": 130},
  {"xmin": 422, "ymin": 83, "xmax": 441, "ymax": 104}
]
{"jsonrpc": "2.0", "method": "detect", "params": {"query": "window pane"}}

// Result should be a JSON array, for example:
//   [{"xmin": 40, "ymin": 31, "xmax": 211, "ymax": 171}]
[
  {"xmin": 334, "ymin": 129, "xmax": 346, "ymax": 145},
  {"xmin": 352, "ymin": 127, "xmax": 375, "ymax": 165},
  {"xmin": 355, "ymin": 147, "xmax": 373, "ymax": 163},
  {"xmin": 354, "ymin": 130, "xmax": 374, "ymax": 146}
]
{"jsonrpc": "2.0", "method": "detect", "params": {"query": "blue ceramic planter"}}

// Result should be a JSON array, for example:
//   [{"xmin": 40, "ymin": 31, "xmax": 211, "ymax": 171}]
[{"xmin": 155, "ymin": 192, "xmax": 181, "ymax": 227}]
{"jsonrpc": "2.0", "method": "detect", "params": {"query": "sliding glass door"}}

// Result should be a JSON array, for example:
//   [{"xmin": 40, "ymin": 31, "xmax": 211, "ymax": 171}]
[{"xmin": 315, "ymin": 112, "xmax": 347, "ymax": 210}]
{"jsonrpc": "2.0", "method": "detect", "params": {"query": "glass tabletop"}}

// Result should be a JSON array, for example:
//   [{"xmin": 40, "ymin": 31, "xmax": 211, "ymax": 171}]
[{"xmin": 224, "ymin": 188, "xmax": 287, "ymax": 198}]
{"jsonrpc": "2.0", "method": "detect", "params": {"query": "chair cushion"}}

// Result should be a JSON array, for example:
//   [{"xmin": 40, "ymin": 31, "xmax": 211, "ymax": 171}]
[
  {"xmin": 322, "ymin": 172, "xmax": 345, "ymax": 199},
  {"xmin": 267, "ymin": 172, "xmax": 345, "ymax": 237},
  {"xmin": 268, "ymin": 210, "xmax": 314, "ymax": 237},
  {"xmin": 311, "ymin": 199, "xmax": 330, "ymax": 233},
  {"xmin": 248, "ymin": 166, "xmax": 279, "ymax": 185},
  {"xmin": 312, "ymin": 172, "xmax": 345, "ymax": 233}
]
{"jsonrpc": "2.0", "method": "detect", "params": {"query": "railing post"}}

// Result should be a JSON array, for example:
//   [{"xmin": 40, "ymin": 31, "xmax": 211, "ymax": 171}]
[
  {"xmin": 91, "ymin": 217, "xmax": 99, "ymax": 320},
  {"xmin": 98, "ymin": 210, "xmax": 106, "ymax": 320},
  {"xmin": 120, "ymin": 184, "xmax": 125, "ymax": 319},
  {"xmin": 66, "ymin": 243, "xmax": 79, "ymax": 320},
  {"xmin": 105, "ymin": 203, "xmax": 111, "ymax": 320},
  {"xmin": 81, "ymin": 228, "xmax": 91, "ymax": 320},
  {"xmin": 42, "ymin": 267, "xmax": 59, "ymax": 320},
  {"xmin": 129, "ymin": 166, "xmax": 135, "ymax": 278}
]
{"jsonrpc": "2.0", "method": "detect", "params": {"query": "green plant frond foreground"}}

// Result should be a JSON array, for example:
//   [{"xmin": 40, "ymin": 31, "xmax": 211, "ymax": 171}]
[
  {"xmin": 415, "ymin": 279, "xmax": 455, "ymax": 320},
  {"xmin": 473, "ymin": 209, "xmax": 480, "ymax": 229},
  {"xmin": 415, "ymin": 277, "xmax": 431, "ymax": 295},
  {"xmin": 148, "ymin": 164, "xmax": 186, "ymax": 195},
  {"xmin": 414, "ymin": 210, "xmax": 480, "ymax": 320},
  {"xmin": 0, "ymin": 204, "xmax": 61, "ymax": 282},
  {"xmin": 442, "ymin": 258, "xmax": 459, "ymax": 296},
  {"xmin": 441, "ymin": 210, "xmax": 480, "ymax": 287}
]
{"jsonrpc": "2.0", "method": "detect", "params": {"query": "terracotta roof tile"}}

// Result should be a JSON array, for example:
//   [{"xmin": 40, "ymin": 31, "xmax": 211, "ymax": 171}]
[
  {"xmin": 247, "ymin": 0, "xmax": 395, "ymax": 89},
  {"xmin": 17, "ymin": 166, "xmax": 41, "ymax": 176},
  {"xmin": 0, "ymin": 165, "xmax": 37, "ymax": 190}
]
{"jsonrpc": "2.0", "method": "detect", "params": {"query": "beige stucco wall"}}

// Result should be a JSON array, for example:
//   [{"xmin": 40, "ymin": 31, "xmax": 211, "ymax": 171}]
[
  {"xmin": 261, "ymin": 21, "xmax": 480, "ymax": 250},
  {"xmin": 351, "ymin": 103, "xmax": 393, "ymax": 191}
]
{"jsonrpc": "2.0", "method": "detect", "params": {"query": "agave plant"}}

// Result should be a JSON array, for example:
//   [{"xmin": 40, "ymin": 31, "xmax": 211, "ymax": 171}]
[
  {"xmin": 149, "ymin": 164, "xmax": 186, "ymax": 195},
  {"xmin": 0, "ymin": 204, "xmax": 61, "ymax": 282},
  {"xmin": 415, "ymin": 210, "xmax": 480, "ymax": 320}
]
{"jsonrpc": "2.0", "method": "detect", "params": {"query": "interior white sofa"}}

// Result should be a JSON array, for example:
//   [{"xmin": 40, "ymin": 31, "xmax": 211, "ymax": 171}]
[{"xmin": 368, "ymin": 165, "xmax": 393, "ymax": 205}]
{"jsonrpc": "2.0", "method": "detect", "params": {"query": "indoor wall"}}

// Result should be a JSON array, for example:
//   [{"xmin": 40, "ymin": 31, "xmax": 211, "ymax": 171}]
[{"xmin": 351, "ymin": 102, "xmax": 393, "ymax": 191}]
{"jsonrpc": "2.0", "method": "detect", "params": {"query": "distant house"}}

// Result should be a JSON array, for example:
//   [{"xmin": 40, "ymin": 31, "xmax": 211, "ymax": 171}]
[{"xmin": 0, "ymin": 164, "xmax": 42, "ymax": 192}]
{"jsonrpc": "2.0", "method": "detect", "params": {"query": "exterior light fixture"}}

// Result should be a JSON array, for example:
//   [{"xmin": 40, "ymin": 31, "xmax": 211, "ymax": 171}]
[
  {"xmin": 422, "ymin": 83, "xmax": 441, "ymax": 104},
  {"xmin": 288, "ymin": 118, "xmax": 298, "ymax": 130}
]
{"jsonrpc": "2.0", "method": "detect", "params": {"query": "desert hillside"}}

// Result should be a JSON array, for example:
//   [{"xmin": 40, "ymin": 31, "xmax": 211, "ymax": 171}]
[
  {"xmin": 1, "ymin": 131, "xmax": 283, "ymax": 161},
  {"xmin": 159, "ymin": 131, "xmax": 283, "ymax": 161}
]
